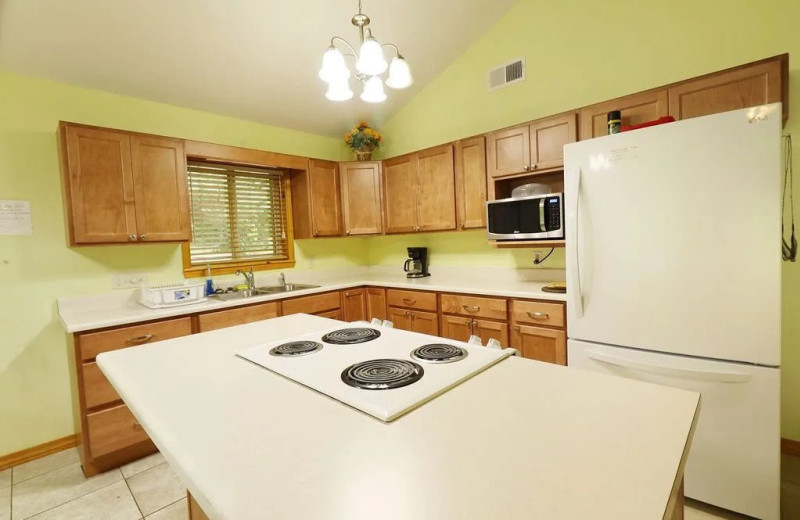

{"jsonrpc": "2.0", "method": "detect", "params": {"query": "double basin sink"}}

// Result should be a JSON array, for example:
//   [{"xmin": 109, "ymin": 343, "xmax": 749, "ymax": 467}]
[{"xmin": 212, "ymin": 283, "xmax": 320, "ymax": 301}]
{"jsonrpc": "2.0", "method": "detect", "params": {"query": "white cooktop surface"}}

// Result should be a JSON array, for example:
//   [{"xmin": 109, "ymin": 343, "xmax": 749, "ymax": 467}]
[{"xmin": 236, "ymin": 324, "xmax": 512, "ymax": 421}]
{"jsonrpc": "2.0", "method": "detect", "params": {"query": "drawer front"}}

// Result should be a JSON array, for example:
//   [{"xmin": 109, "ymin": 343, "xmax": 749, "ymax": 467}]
[
  {"xmin": 79, "ymin": 317, "xmax": 193, "ymax": 361},
  {"xmin": 511, "ymin": 300, "xmax": 565, "ymax": 328},
  {"xmin": 82, "ymin": 362, "xmax": 121, "ymax": 410},
  {"xmin": 282, "ymin": 291, "xmax": 341, "ymax": 315},
  {"xmin": 316, "ymin": 309, "xmax": 343, "ymax": 320},
  {"xmin": 197, "ymin": 301, "xmax": 279, "ymax": 332},
  {"xmin": 512, "ymin": 325, "xmax": 567, "ymax": 365},
  {"xmin": 86, "ymin": 404, "xmax": 149, "ymax": 458},
  {"xmin": 386, "ymin": 289, "xmax": 437, "ymax": 311},
  {"xmin": 440, "ymin": 293, "xmax": 507, "ymax": 320}
]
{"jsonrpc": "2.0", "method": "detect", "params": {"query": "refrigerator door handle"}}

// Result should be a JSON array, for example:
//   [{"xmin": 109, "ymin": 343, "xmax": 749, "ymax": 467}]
[
  {"xmin": 585, "ymin": 350, "xmax": 752, "ymax": 383},
  {"xmin": 569, "ymin": 166, "xmax": 584, "ymax": 317}
]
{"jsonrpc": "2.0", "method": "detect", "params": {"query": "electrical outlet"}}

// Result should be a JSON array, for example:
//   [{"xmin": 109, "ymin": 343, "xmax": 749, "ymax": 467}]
[{"xmin": 112, "ymin": 272, "xmax": 148, "ymax": 289}]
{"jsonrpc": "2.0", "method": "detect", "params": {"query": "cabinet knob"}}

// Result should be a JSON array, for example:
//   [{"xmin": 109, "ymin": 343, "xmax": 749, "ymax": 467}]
[
  {"xmin": 313, "ymin": 230, "xmax": 319, "ymax": 237},
  {"xmin": 344, "ymin": 292, "xmax": 350, "ymax": 297},
  {"xmin": 465, "ymin": 319, "xmax": 471, "ymax": 326},
  {"xmin": 530, "ymin": 163, "xmax": 537, "ymax": 170},
  {"xmin": 346, "ymin": 230, "xmax": 351, "ymax": 236},
  {"xmin": 460, "ymin": 222, "xmax": 466, "ymax": 229},
  {"xmin": 128, "ymin": 234, "xmax": 137, "ymax": 241},
  {"xmin": 514, "ymin": 326, "xmax": 521, "ymax": 332},
  {"xmin": 139, "ymin": 234, "xmax": 147, "ymax": 241},
  {"xmin": 524, "ymin": 165, "xmax": 530, "ymax": 171}
]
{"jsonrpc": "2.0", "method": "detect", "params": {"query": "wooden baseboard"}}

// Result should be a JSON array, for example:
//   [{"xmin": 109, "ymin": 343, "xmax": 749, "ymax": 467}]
[
  {"xmin": 0, "ymin": 434, "xmax": 78, "ymax": 471},
  {"xmin": 783, "ymin": 438, "xmax": 800, "ymax": 457}
]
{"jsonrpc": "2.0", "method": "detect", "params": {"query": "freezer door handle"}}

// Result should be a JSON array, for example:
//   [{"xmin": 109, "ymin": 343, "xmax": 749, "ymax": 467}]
[
  {"xmin": 569, "ymin": 166, "xmax": 584, "ymax": 317},
  {"xmin": 584, "ymin": 350, "xmax": 752, "ymax": 383}
]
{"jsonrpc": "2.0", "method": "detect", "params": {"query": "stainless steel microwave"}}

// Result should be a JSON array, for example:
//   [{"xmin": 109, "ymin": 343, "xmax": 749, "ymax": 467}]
[{"xmin": 486, "ymin": 193, "xmax": 565, "ymax": 240}]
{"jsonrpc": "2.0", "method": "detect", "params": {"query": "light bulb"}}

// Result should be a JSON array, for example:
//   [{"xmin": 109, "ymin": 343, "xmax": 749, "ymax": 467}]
[
  {"xmin": 356, "ymin": 36, "xmax": 387, "ymax": 76},
  {"xmin": 385, "ymin": 56, "xmax": 413, "ymax": 89},
  {"xmin": 319, "ymin": 47, "xmax": 350, "ymax": 83},
  {"xmin": 360, "ymin": 76, "xmax": 387, "ymax": 103},
  {"xmin": 325, "ymin": 78, "xmax": 353, "ymax": 101}
]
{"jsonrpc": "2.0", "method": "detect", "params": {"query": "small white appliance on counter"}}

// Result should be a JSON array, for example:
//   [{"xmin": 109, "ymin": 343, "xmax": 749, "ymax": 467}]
[
  {"xmin": 237, "ymin": 324, "xmax": 512, "ymax": 421},
  {"xmin": 138, "ymin": 281, "xmax": 206, "ymax": 308},
  {"xmin": 564, "ymin": 104, "xmax": 782, "ymax": 519}
]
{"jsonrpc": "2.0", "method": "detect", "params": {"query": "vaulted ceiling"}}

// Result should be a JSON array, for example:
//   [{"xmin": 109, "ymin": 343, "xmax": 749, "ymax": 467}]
[{"xmin": 0, "ymin": 0, "xmax": 519, "ymax": 136}]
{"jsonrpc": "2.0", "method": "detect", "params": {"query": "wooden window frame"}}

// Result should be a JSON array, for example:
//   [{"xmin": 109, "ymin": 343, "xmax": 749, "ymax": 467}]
[{"xmin": 182, "ymin": 140, "xmax": 298, "ymax": 277}]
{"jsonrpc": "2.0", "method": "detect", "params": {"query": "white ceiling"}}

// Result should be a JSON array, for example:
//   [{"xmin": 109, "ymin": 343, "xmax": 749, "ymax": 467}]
[{"xmin": 0, "ymin": 0, "xmax": 519, "ymax": 137}]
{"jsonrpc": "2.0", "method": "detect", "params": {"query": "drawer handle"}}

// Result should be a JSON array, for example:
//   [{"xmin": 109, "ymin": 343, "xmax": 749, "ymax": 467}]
[
  {"xmin": 126, "ymin": 334, "xmax": 155, "ymax": 345},
  {"xmin": 514, "ymin": 325, "xmax": 521, "ymax": 332},
  {"xmin": 527, "ymin": 311, "xmax": 550, "ymax": 320},
  {"xmin": 403, "ymin": 298, "xmax": 417, "ymax": 305},
  {"xmin": 463, "ymin": 305, "xmax": 480, "ymax": 313}
]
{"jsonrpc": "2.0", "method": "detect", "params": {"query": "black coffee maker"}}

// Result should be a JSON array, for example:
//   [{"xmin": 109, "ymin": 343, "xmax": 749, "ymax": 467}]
[{"xmin": 404, "ymin": 247, "xmax": 430, "ymax": 278}]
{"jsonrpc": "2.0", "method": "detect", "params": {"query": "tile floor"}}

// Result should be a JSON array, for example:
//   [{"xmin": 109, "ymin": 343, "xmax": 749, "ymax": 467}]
[
  {"xmin": 0, "ymin": 449, "xmax": 799, "ymax": 519},
  {"xmin": 0, "ymin": 449, "xmax": 186, "ymax": 520}
]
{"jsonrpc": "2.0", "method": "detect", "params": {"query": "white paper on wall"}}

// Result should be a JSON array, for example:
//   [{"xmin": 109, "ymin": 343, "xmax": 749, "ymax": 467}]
[{"xmin": 0, "ymin": 200, "xmax": 32, "ymax": 235}]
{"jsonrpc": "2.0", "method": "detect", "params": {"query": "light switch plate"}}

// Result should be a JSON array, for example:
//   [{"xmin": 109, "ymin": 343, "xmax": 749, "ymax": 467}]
[{"xmin": 113, "ymin": 272, "xmax": 148, "ymax": 289}]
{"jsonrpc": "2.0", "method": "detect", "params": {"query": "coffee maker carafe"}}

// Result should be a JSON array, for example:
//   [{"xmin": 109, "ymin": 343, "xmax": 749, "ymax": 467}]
[{"xmin": 404, "ymin": 247, "xmax": 430, "ymax": 278}]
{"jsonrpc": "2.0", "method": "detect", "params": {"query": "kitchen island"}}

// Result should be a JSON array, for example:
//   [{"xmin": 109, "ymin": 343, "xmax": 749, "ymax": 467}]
[{"xmin": 97, "ymin": 313, "xmax": 698, "ymax": 520}]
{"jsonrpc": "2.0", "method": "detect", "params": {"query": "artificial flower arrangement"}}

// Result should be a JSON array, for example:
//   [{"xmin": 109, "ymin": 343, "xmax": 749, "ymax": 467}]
[{"xmin": 344, "ymin": 121, "xmax": 383, "ymax": 160}]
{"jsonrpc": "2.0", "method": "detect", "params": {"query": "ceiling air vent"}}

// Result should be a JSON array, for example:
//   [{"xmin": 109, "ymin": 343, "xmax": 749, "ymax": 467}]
[{"xmin": 488, "ymin": 58, "xmax": 526, "ymax": 91}]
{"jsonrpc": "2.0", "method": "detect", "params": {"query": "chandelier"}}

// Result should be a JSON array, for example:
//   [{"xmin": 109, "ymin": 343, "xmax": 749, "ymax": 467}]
[{"xmin": 318, "ymin": 0, "xmax": 413, "ymax": 103}]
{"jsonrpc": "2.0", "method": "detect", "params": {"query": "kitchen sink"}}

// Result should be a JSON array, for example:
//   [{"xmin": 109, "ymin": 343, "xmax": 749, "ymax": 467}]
[{"xmin": 212, "ymin": 283, "xmax": 320, "ymax": 301}]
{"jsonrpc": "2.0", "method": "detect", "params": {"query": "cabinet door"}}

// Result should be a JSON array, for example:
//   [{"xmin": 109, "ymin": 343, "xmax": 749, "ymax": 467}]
[
  {"xmin": 474, "ymin": 319, "xmax": 509, "ymax": 348},
  {"xmin": 340, "ymin": 161, "xmax": 383, "ymax": 235},
  {"xmin": 416, "ymin": 145, "xmax": 457, "ymax": 232},
  {"xmin": 529, "ymin": 113, "xmax": 577, "ymax": 172},
  {"xmin": 366, "ymin": 287, "xmax": 387, "ymax": 321},
  {"xmin": 130, "ymin": 135, "xmax": 190, "ymax": 242},
  {"xmin": 412, "ymin": 310, "xmax": 439, "ymax": 336},
  {"xmin": 668, "ymin": 59, "xmax": 785, "ymax": 121},
  {"xmin": 309, "ymin": 159, "xmax": 343, "ymax": 237},
  {"xmin": 512, "ymin": 325, "xmax": 566, "ymax": 365},
  {"xmin": 388, "ymin": 306, "xmax": 414, "ymax": 331},
  {"xmin": 440, "ymin": 315, "xmax": 474, "ymax": 342},
  {"xmin": 86, "ymin": 404, "xmax": 150, "ymax": 458},
  {"xmin": 486, "ymin": 126, "xmax": 530, "ymax": 178},
  {"xmin": 579, "ymin": 90, "xmax": 669, "ymax": 140},
  {"xmin": 455, "ymin": 137, "xmax": 487, "ymax": 230},
  {"xmin": 342, "ymin": 288, "xmax": 367, "ymax": 322},
  {"xmin": 382, "ymin": 154, "xmax": 419, "ymax": 233},
  {"xmin": 317, "ymin": 309, "xmax": 343, "ymax": 320},
  {"xmin": 61, "ymin": 124, "xmax": 137, "ymax": 244},
  {"xmin": 197, "ymin": 302, "xmax": 280, "ymax": 332}
]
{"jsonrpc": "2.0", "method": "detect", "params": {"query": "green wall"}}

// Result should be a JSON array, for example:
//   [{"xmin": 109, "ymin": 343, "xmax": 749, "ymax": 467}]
[
  {"xmin": 0, "ymin": 71, "xmax": 366, "ymax": 455},
  {"xmin": 376, "ymin": 0, "xmax": 800, "ymax": 440}
]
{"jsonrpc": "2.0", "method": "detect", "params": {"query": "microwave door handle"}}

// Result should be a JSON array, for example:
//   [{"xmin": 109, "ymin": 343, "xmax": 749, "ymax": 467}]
[
  {"xmin": 569, "ymin": 167, "xmax": 584, "ymax": 317},
  {"xmin": 539, "ymin": 198, "xmax": 546, "ymax": 232}
]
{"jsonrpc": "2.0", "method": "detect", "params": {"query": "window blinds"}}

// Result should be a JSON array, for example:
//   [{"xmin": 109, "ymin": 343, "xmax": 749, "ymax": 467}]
[{"xmin": 187, "ymin": 161, "xmax": 288, "ymax": 264}]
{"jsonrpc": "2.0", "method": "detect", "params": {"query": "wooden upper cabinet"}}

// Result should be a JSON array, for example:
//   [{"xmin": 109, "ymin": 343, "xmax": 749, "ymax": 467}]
[
  {"xmin": 59, "ymin": 122, "xmax": 190, "ymax": 245},
  {"xmin": 342, "ymin": 288, "xmax": 367, "ymax": 322},
  {"xmin": 291, "ymin": 160, "xmax": 343, "ymax": 239},
  {"xmin": 668, "ymin": 56, "xmax": 787, "ymax": 122},
  {"xmin": 486, "ymin": 126, "xmax": 530, "ymax": 178},
  {"xmin": 455, "ymin": 137, "xmax": 487, "ymax": 230},
  {"xmin": 382, "ymin": 154, "xmax": 418, "ymax": 234},
  {"xmin": 129, "ymin": 135, "xmax": 190, "ymax": 242},
  {"xmin": 529, "ymin": 113, "xmax": 577, "ymax": 172},
  {"xmin": 340, "ymin": 161, "xmax": 383, "ymax": 236},
  {"xmin": 579, "ymin": 90, "xmax": 669, "ymax": 140},
  {"xmin": 60, "ymin": 124, "xmax": 137, "ymax": 244},
  {"xmin": 416, "ymin": 144, "xmax": 456, "ymax": 232}
]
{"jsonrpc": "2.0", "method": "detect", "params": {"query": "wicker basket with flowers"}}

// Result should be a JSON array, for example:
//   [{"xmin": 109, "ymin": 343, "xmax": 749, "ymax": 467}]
[{"xmin": 344, "ymin": 121, "xmax": 383, "ymax": 161}]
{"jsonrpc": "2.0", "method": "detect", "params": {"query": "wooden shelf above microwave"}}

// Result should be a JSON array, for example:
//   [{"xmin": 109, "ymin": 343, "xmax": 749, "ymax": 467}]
[{"xmin": 489, "ymin": 239, "xmax": 566, "ymax": 249}]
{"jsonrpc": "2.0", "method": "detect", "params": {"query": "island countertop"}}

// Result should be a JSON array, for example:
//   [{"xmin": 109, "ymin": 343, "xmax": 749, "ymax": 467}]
[{"xmin": 97, "ymin": 313, "xmax": 699, "ymax": 520}]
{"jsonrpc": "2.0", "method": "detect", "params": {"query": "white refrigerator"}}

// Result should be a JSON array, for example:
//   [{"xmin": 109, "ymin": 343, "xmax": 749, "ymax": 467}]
[{"xmin": 564, "ymin": 104, "xmax": 782, "ymax": 520}]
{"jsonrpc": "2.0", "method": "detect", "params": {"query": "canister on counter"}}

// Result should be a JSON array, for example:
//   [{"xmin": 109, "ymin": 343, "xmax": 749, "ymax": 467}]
[{"xmin": 607, "ymin": 110, "xmax": 622, "ymax": 134}]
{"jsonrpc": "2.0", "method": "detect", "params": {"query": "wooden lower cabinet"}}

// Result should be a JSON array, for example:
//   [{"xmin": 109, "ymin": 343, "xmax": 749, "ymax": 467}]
[
  {"xmin": 188, "ymin": 493, "xmax": 211, "ymax": 520},
  {"xmin": 387, "ymin": 307, "xmax": 438, "ymax": 334},
  {"xmin": 197, "ymin": 302, "xmax": 279, "ymax": 332},
  {"xmin": 282, "ymin": 291, "xmax": 341, "ymax": 315},
  {"xmin": 512, "ymin": 325, "xmax": 567, "ymax": 365},
  {"xmin": 366, "ymin": 287, "xmax": 387, "ymax": 321},
  {"xmin": 388, "ymin": 306, "xmax": 414, "ymax": 331},
  {"xmin": 440, "ymin": 314, "xmax": 474, "ymax": 342},
  {"xmin": 86, "ymin": 404, "xmax": 150, "ymax": 459},
  {"xmin": 317, "ymin": 308, "xmax": 343, "ymax": 320},
  {"xmin": 342, "ymin": 288, "xmax": 367, "ymax": 322},
  {"xmin": 474, "ymin": 319, "xmax": 509, "ymax": 347}
]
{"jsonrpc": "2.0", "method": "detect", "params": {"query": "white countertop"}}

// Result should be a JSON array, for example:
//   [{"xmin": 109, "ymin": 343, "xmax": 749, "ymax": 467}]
[
  {"xmin": 57, "ymin": 266, "xmax": 567, "ymax": 333},
  {"xmin": 97, "ymin": 314, "xmax": 699, "ymax": 520}
]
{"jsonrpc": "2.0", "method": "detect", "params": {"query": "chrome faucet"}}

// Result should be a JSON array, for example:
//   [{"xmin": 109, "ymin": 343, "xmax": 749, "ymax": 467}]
[
  {"xmin": 278, "ymin": 272, "xmax": 286, "ymax": 286},
  {"xmin": 235, "ymin": 267, "xmax": 256, "ymax": 291}
]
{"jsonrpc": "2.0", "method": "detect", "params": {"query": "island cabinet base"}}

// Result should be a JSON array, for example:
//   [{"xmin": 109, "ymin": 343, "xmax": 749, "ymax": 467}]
[{"xmin": 188, "ymin": 492, "xmax": 211, "ymax": 520}]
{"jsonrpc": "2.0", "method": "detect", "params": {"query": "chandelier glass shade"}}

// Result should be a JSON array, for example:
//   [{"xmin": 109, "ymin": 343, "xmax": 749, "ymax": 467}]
[{"xmin": 319, "ymin": 1, "xmax": 412, "ymax": 103}]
